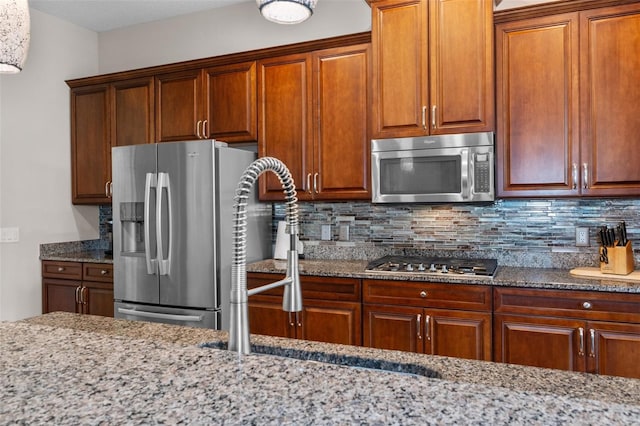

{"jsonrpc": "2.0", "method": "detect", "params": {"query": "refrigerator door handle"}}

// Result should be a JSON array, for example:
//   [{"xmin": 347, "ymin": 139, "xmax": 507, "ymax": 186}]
[
  {"xmin": 144, "ymin": 173, "xmax": 158, "ymax": 275},
  {"xmin": 156, "ymin": 172, "xmax": 173, "ymax": 276},
  {"xmin": 117, "ymin": 307, "xmax": 203, "ymax": 322}
]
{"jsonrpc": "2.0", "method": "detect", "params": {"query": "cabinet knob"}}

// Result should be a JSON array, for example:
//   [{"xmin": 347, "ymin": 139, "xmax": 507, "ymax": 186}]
[
  {"xmin": 582, "ymin": 301, "xmax": 592, "ymax": 309},
  {"xmin": 57, "ymin": 267, "xmax": 64, "ymax": 272},
  {"xmin": 420, "ymin": 291, "xmax": 428, "ymax": 298},
  {"xmin": 101, "ymin": 270, "xmax": 108, "ymax": 275}
]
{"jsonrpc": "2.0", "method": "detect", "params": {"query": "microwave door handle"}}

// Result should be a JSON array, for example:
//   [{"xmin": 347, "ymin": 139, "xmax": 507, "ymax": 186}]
[
  {"xmin": 144, "ymin": 173, "xmax": 158, "ymax": 275},
  {"xmin": 461, "ymin": 148, "xmax": 470, "ymax": 199}
]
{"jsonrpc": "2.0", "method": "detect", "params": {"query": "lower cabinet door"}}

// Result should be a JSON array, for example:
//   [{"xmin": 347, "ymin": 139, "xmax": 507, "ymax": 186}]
[
  {"xmin": 426, "ymin": 309, "xmax": 492, "ymax": 361},
  {"xmin": 364, "ymin": 305, "xmax": 423, "ymax": 353},
  {"xmin": 83, "ymin": 281, "xmax": 114, "ymax": 317},
  {"xmin": 298, "ymin": 300, "xmax": 362, "ymax": 346},
  {"xmin": 43, "ymin": 279, "xmax": 80, "ymax": 314},
  {"xmin": 494, "ymin": 313, "xmax": 586, "ymax": 372},
  {"xmin": 588, "ymin": 321, "xmax": 640, "ymax": 379},
  {"xmin": 248, "ymin": 299, "xmax": 294, "ymax": 339}
]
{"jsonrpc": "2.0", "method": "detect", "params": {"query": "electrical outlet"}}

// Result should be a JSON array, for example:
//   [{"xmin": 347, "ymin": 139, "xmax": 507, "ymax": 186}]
[
  {"xmin": 576, "ymin": 227, "xmax": 589, "ymax": 247},
  {"xmin": 321, "ymin": 224, "xmax": 331, "ymax": 241},
  {"xmin": 339, "ymin": 225, "xmax": 350, "ymax": 241}
]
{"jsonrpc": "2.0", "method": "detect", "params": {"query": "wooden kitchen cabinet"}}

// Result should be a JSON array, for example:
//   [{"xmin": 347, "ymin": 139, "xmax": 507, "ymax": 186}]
[
  {"xmin": 257, "ymin": 53, "xmax": 313, "ymax": 200},
  {"xmin": 42, "ymin": 261, "xmax": 114, "ymax": 317},
  {"xmin": 205, "ymin": 61, "xmax": 257, "ymax": 142},
  {"xmin": 258, "ymin": 44, "xmax": 371, "ymax": 201},
  {"xmin": 70, "ymin": 77, "xmax": 154, "ymax": 204},
  {"xmin": 494, "ymin": 286, "xmax": 640, "ymax": 379},
  {"xmin": 579, "ymin": 3, "xmax": 640, "ymax": 196},
  {"xmin": 370, "ymin": 0, "xmax": 494, "ymax": 138},
  {"xmin": 155, "ymin": 62, "xmax": 257, "ymax": 143},
  {"xmin": 495, "ymin": 13, "xmax": 580, "ymax": 197},
  {"xmin": 247, "ymin": 273, "xmax": 362, "ymax": 346},
  {"xmin": 70, "ymin": 84, "xmax": 111, "ymax": 204},
  {"xmin": 155, "ymin": 69, "xmax": 204, "ymax": 142},
  {"xmin": 363, "ymin": 279, "xmax": 492, "ymax": 361},
  {"xmin": 112, "ymin": 77, "xmax": 155, "ymax": 147},
  {"xmin": 496, "ymin": 2, "xmax": 640, "ymax": 197}
]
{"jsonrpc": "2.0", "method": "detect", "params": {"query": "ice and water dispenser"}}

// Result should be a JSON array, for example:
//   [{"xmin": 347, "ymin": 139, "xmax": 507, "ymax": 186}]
[{"xmin": 119, "ymin": 202, "xmax": 145, "ymax": 254}]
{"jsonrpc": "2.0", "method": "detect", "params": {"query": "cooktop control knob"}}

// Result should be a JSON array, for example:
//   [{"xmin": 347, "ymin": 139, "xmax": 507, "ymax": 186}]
[
  {"xmin": 441, "ymin": 265, "xmax": 449, "ymax": 274},
  {"xmin": 418, "ymin": 263, "xmax": 425, "ymax": 271},
  {"xmin": 429, "ymin": 263, "xmax": 437, "ymax": 273},
  {"xmin": 406, "ymin": 263, "xmax": 414, "ymax": 272}
]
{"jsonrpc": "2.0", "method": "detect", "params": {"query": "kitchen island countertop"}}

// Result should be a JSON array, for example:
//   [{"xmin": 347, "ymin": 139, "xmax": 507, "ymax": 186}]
[{"xmin": 3, "ymin": 312, "xmax": 639, "ymax": 424}]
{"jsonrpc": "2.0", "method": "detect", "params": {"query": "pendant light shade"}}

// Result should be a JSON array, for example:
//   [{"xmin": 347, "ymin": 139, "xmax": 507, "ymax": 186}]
[
  {"xmin": 0, "ymin": 0, "xmax": 30, "ymax": 73},
  {"xmin": 256, "ymin": 0, "xmax": 317, "ymax": 25}
]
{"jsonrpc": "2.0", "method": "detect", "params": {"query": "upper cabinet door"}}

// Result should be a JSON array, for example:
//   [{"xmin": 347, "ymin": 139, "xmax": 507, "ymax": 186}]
[
  {"xmin": 580, "ymin": 3, "xmax": 640, "ymax": 196},
  {"xmin": 371, "ymin": 0, "xmax": 494, "ymax": 139},
  {"xmin": 205, "ymin": 61, "xmax": 257, "ymax": 142},
  {"xmin": 429, "ymin": 0, "xmax": 494, "ymax": 134},
  {"xmin": 495, "ymin": 13, "xmax": 580, "ymax": 198},
  {"xmin": 313, "ymin": 44, "xmax": 371, "ymax": 200},
  {"xmin": 155, "ymin": 69, "xmax": 205, "ymax": 142},
  {"xmin": 258, "ymin": 54, "xmax": 314, "ymax": 201},
  {"xmin": 371, "ymin": 0, "xmax": 428, "ymax": 139},
  {"xmin": 71, "ymin": 84, "xmax": 111, "ymax": 204},
  {"xmin": 111, "ymin": 77, "xmax": 155, "ymax": 147}
]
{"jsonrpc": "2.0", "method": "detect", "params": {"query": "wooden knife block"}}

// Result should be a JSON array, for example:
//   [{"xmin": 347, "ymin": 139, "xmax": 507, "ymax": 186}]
[{"xmin": 600, "ymin": 241, "xmax": 634, "ymax": 275}]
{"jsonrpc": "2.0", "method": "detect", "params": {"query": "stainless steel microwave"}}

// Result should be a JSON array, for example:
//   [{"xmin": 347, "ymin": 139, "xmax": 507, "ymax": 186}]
[{"xmin": 371, "ymin": 132, "xmax": 494, "ymax": 203}]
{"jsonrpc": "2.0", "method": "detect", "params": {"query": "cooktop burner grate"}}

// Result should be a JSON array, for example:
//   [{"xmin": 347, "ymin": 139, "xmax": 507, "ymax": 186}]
[{"xmin": 365, "ymin": 255, "xmax": 498, "ymax": 277}]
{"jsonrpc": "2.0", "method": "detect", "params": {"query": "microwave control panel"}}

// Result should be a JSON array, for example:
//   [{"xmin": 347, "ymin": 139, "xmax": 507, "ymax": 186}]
[{"xmin": 474, "ymin": 153, "xmax": 491, "ymax": 193}]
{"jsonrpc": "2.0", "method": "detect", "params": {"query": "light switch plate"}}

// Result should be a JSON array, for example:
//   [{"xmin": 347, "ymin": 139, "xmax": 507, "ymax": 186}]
[{"xmin": 0, "ymin": 227, "xmax": 19, "ymax": 243}]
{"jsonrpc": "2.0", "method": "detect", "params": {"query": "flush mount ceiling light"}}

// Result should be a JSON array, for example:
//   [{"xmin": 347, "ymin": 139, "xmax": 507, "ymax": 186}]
[
  {"xmin": 256, "ymin": 0, "xmax": 318, "ymax": 25},
  {"xmin": 0, "ymin": 0, "xmax": 30, "ymax": 73}
]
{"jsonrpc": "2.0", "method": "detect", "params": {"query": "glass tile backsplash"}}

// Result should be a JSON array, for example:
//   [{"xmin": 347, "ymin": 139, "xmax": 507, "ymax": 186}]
[{"xmin": 102, "ymin": 197, "xmax": 640, "ymax": 268}]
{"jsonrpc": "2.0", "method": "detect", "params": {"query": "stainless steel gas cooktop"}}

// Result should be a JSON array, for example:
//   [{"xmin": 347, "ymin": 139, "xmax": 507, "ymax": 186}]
[{"xmin": 365, "ymin": 255, "xmax": 498, "ymax": 277}]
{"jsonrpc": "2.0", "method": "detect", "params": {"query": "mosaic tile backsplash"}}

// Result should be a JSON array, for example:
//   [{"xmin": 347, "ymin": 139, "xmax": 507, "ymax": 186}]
[{"xmin": 101, "ymin": 197, "xmax": 640, "ymax": 268}]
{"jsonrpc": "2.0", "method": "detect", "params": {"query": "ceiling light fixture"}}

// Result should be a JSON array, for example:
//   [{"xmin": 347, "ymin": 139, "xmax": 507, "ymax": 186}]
[
  {"xmin": 256, "ymin": 0, "xmax": 318, "ymax": 25},
  {"xmin": 0, "ymin": 0, "xmax": 30, "ymax": 73}
]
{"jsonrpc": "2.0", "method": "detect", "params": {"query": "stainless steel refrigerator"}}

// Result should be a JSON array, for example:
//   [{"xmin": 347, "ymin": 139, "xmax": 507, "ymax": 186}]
[{"xmin": 112, "ymin": 140, "xmax": 271, "ymax": 330}]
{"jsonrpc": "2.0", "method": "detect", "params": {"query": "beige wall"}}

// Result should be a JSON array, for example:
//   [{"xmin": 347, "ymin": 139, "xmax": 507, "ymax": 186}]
[
  {"xmin": 97, "ymin": 0, "xmax": 371, "ymax": 73},
  {"xmin": 0, "ymin": 2, "xmax": 371, "ymax": 320},
  {"xmin": 0, "ymin": 10, "xmax": 100, "ymax": 321}
]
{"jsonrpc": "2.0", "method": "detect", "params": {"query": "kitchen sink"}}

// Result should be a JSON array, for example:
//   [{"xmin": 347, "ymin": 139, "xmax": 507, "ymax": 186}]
[{"xmin": 200, "ymin": 341, "xmax": 441, "ymax": 379}]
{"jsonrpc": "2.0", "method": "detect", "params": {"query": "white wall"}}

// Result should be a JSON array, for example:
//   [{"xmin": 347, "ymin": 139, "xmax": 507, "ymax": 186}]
[
  {"xmin": 0, "ymin": 9, "xmax": 100, "ymax": 321},
  {"xmin": 98, "ymin": 0, "xmax": 371, "ymax": 73}
]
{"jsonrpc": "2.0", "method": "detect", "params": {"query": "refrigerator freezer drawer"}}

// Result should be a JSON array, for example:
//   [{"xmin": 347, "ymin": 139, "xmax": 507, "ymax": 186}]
[{"xmin": 114, "ymin": 302, "xmax": 219, "ymax": 329}]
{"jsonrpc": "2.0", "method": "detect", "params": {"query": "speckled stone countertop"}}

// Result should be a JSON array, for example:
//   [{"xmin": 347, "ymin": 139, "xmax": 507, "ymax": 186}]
[
  {"xmin": 248, "ymin": 259, "xmax": 640, "ymax": 294},
  {"xmin": 40, "ymin": 240, "xmax": 112, "ymax": 264},
  {"xmin": 2, "ymin": 312, "xmax": 637, "ymax": 424}
]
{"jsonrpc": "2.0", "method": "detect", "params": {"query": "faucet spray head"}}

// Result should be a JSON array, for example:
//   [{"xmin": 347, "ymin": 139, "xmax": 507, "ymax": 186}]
[{"xmin": 283, "ymin": 229, "xmax": 302, "ymax": 312}]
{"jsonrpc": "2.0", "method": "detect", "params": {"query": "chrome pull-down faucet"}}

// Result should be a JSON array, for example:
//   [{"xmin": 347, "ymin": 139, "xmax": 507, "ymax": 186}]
[{"xmin": 228, "ymin": 157, "xmax": 302, "ymax": 355}]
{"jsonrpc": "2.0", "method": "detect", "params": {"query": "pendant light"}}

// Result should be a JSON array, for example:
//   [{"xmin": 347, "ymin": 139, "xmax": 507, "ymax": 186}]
[
  {"xmin": 0, "ymin": 0, "xmax": 30, "ymax": 73},
  {"xmin": 256, "ymin": 0, "xmax": 318, "ymax": 25}
]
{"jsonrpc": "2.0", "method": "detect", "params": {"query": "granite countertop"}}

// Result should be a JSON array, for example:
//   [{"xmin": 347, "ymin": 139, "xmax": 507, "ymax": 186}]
[
  {"xmin": 40, "ymin": 240, "xmax": 113, "ymax": 264},
  {"xmin": 41, "ymin": 240, "xmax": 640, "ymax": 292},
  {"xmin": 41, "ymin": 249, "xmax": 113, "ymax": 264},
  {"xmin": 248, "ymin": 259, "xmax": 640, "ymax": 293},
  {"xmin": 1, "ymin": 312, "xmax": 638, "ymax": 424}
]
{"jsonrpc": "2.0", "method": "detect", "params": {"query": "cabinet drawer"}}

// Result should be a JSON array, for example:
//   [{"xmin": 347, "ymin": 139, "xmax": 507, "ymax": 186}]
[
  {"xmin": 248, "ymin": 273, "xmax": 361, "ymax": 302},
  {"xmin": 83, "ymin": 263, "xmax": 114, "ymax": 282},
  {"xmin": 363, "ymin": 279, "xmax": 492, "ymax": 311},
  {"xmin": 494, "ymin": 287, "xmax": 640, "ymax": 323},
  {"xmin": 42, "ymin": 261, "xmax": 82, "ymax": 280}
]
